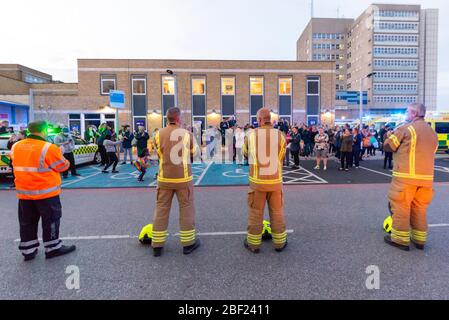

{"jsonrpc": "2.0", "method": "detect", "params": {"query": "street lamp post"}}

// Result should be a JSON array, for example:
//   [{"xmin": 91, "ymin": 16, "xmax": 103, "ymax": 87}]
[{"xmin": 359, "ymin": 72, "xmax": 376, "ymax": 126}]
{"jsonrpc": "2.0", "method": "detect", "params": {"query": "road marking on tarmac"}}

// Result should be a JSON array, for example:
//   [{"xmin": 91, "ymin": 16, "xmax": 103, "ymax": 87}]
[
  {"xmin": 359, "ymin": 166, "xmax": 393, "ymax": 177},
  {"xmin": 61, "ymin": 172, "xmax": 103, "ymax": 187},
  {"xmin": 13, "ymin": 230, "xmax": 295, "ymax": 242},
  {"xmin": 195, "ymin": 161, "xmax": 213, "ymax": 186},
  {"xmin": 429, "ymin": 224, "xmax": 449, "ymax": 228}
]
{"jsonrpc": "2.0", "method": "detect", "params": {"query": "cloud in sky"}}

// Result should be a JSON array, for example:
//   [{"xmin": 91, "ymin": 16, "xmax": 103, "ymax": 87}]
[{"xmin": 1, "ymin": 0, "xmax": 447, "ymax": 110}]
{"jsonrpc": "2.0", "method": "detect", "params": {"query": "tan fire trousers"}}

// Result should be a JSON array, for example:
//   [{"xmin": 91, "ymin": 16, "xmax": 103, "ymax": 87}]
[
  {"xmin": 388, "ymin": 179, "xmax": 434, "ymax": 246},
  {"xmin": 247, "ymin": 188, "xmax": 287, "ymax": 250},
  {"xmin": 152, "ymin": 185, "xmax": 196, "ymax": 248}
]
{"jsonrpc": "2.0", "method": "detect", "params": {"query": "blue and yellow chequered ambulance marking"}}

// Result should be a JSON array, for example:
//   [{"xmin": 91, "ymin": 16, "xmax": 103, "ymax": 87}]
[
  {"xmin": 72, "ymin": 145, "xmax": 98, "ymax": 155},
  {"xmin": 437, "ymin": 134, "xmax": 449, "ymax": 150}
]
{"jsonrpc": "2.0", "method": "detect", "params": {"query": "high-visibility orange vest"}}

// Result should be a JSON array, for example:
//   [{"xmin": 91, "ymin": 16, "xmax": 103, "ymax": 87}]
[{"xmin": 11, "ymin": 135, "xmax": 70, "ymax": 200}]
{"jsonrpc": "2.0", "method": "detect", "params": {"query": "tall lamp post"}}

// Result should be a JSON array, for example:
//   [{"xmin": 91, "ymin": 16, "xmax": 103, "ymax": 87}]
[{"xmin": 359, "ymin": 72, "xmax": 376, "ymax": 125}]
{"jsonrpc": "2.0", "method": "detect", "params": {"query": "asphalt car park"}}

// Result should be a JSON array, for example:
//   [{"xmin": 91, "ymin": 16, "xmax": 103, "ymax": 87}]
[
  {"xmin": 1, "ymin": 182, "xmax": 449, "ymax": 299},
  {"xmin": 1, "ymin": 157, "xmax": 448, "ymax": 190}
]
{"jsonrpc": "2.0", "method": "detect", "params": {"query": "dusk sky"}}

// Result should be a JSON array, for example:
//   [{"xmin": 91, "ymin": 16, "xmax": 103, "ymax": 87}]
[{"xmin": 1, "ymin": 0, "xmax": 447, "ymax": 110}]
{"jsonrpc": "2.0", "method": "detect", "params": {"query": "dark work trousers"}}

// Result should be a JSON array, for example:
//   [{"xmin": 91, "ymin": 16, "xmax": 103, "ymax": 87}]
[
  {"xmin": 291, "ymin": 150, "xmax": 300, "ymax": 167},
  {"xmin": 352, "ymin": 147, "xmax": 360, "ymax": 167},
  {"xmin": 360, "ymin": 147, "xmax": 367, "ymax": 159},
  {"xmin": 283, "ymin": 147, "xmax": 291, "ymax": 166},
  {"xmin": 138, "ymin": 167, "xmax": 146, "ymax": 181},
  {"xmin": 335, "ymin": 146, "xmax": 341, "ymax": 159},
  {"xmin": 104, "ymin": 152, "xmax": 119, "ymax": 171},
  {"xmin": 384, "ymin": 152, "xmax": 393, "ymax": 169},
  {"xmin": 62, "ymin": 152, "xmax": 77, "ymax": 177},
  {"xmin": 340, "ymin": 152, "xmax": 351, "ymax": 169},
  {"xmin": 99, "ymin": 144, "xmax": 108, "ymax": 165},
  {"xmin": 18, "ymin": 196, "xmax": 62, "ymax": 258}
]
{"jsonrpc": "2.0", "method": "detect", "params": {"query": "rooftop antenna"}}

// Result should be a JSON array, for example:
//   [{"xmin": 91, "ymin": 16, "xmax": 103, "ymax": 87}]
[
  {"xmin": 311, "ymin": 0, "xmax": 314, "ymax": 19},
  {"xmin": 337, "ymin": 6, "xmax": 340, "ymax": 18}
]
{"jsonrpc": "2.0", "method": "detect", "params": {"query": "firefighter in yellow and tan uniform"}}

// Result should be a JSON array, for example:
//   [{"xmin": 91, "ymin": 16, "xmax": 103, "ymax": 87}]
[
  {"xmin": 243, "ymin": 108, "xmax": 287, "ymax": 253},
  {"xmin": 383, "ymin": 103, "xmax": 439, "ymax": 251},
  {"xmin": 151, "ymin": 107, "xmax": 200, "ymax": 257}
]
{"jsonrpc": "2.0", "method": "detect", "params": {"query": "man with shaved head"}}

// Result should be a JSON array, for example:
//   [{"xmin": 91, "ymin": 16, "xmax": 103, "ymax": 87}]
[
  {"xmin": 383, "ymin": 103, "xmax": 438, "ymax": 251},
  {"xmin": 243, "ymin": 107, "xmax": 287, "ymax": 253}
]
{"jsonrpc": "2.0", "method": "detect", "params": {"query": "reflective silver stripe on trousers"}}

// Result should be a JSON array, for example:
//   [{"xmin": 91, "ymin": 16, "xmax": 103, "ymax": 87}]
[
  {"xmin": 16, "ymin": 185, "xmax": 61, "ymax": 195},
  {"xmin": 39, "ymin": 142, "xmax": 52, "ymax": 168},
  {"xmin": 45, "ymin": 242, "xmax": 62, "ymax": 253},
  {"xmin": 44, "ymin": 239, "xmax": 61, "ymax": 247},
  {"xmin": 19, "ymin": 240, "xmax": 40, "ymax": 247},
  {"xmin": 13, "ymin": 167, "xmax": 51, "ymax": 173},
  {"xmin": 20, "ymin": 248, "xmax": 38, "ymax": 255}
]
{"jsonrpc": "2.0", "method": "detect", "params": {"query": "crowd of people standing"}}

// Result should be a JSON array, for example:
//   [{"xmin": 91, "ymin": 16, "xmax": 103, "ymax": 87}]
[{"xmin": 202, "ymin": 117, "xmax": 394, "ymax": 172}]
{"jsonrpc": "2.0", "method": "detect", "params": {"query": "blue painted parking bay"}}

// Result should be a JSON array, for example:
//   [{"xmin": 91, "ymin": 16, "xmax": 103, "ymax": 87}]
[{"xmin": 1, "ymin": 159, "xmax": 447, "ymax": 190}]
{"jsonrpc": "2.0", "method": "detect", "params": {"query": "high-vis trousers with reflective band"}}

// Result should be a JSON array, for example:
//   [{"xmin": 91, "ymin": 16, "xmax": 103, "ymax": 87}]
[
  {"xmin": 151, "ymin": 185, "xmax": 196, "ymax": 248},
  {"xmin": 18, "ymin": 196, "xmax": 63, "ymax": 257},
  {"xmin": 388, "ymin": 179, "xmax": 433, "ymax": 246},
  {"xmin": 247, "ymin": 188, "xmax": 286, "ymax": 250}
]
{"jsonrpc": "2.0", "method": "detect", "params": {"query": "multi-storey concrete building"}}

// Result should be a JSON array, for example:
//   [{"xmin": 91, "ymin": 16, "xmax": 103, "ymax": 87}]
[
  {"xmin": 297, "ymin": 3, "xmax": 439, "ymax": 120},
  {"xmin": 0, "ymin": 60, "xmax": 336, "ymax": 132},
  {"xmin": 297, "ymin": 18, "xmax": 354, "ymax": 92}
]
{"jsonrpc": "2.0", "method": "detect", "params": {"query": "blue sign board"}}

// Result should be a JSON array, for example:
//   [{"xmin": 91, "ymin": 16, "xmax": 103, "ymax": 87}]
[{"xmin": 109, "ymin": 90, "xmax": 125, "ymax": 109}]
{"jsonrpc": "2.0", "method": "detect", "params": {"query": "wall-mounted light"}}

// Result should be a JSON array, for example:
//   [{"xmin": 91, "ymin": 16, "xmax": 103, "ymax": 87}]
[
  {"xmin": 149, "ymin": 109, "xmax": 161, "ymax": 117},
  {"xmin": 166, "ymin": 69, "xmax": 174, "ymax": 75},
  {"xmin": 209, "ymin": 109, "xmax": 220, "ymax": 117}
]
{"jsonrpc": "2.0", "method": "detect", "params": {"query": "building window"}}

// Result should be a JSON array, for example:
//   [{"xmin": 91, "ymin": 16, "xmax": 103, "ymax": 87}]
[
  {"xmin": 192, "ymin": 76, "xmax": 206, "ymax": 129},
  {"xmin": 221, "ymin": 77, "xmax": 235, "ymax": 116},
  {"xmin": 306, "ymin": 76, "xmax": 320, "ymax": 126},
  {"xmin": 307, "ymin": 78, "xmax": 320, "ymax": 95},
  {"xmin": 250, "ymin": 77, "xmax": 264, "ymax": 124},
  {"xmin": 132, "ymin": 75, "xmax": 148, "ymax": 120},
  {"xmin": 279, "ymin": 77, "xmax": 292, "ymax": 119},
  {"xmin": 100, "ymin": 75, "xmax": 116, "ymax": 95},
  {"xmin": 68, "ymin": 114, "xmax": 81, "ymax": 133},
  {"xmin": 250, "ymin": 77, "xmax": 264, "ymax": 95},
  {"xmin": 221, "ymin": 77, "xmax": 235, "ymax": 95},
  {"xmin": 279, "ymin": 78, "xmax": 292, "ymax": 96},
  {"xmin": 192, "ymin": 77, "xmax": 206, "ymax": 95},
  {"xmin": 162, "ymin": 76, "xmax": 177, "ymax": 125},
  {"xmin": 162, "ymin": 76, "xmax": 176, "ymax": 95},
  {"xmin": 132, "ymin": 77, "xmax": 146, "ymax": 95}
]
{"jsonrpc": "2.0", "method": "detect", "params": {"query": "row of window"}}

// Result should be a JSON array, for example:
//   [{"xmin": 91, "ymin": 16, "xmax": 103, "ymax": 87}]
[
  {"xmin": 373, "ymin": 59, "xmax": 418, "ymax": 67},
  {"xmin": 373, "ymin": 34, "xmax": 418, "ymax": 43},
  {"xmin": 375, "ymin": 22, "xmax": 419, "ymax": 30},
  {"xmin": 312, "ymin": 54, "xmax": 344, "ymax": 61},
  {"xmin": 100, "ymin": 75, "xmax": 322, "ymax": 97},
  {"xmin": 373, "ymin": 96, "xmax": 418, "ymax": 103},
  {"xmin": 373, "ymin": 47, "xmax": 418, "ymax": 55},
  {"xmin": 373, "ymin": 84, "xmax": 418, "ymax": 92},
  {"xmin": 312, "ymin": 33, "xmax": 345, "ymax": 40},
  {"xmin": 376, "ymin": 10, "xmax": 419, "ymax": 18},
  {"xmin": 374, "ymin": 71, "xmax": 417, "ymax": 79},
  {"xmin": 312, "ymin": 43, "xmax": 344, "ymax": 50},
  {"xmin": 23, "ymin": 73, "xmax": 51, "ymax": 84}
]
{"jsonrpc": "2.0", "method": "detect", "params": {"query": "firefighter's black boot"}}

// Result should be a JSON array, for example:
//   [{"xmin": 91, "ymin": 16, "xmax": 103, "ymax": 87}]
[
  {"xmin": 275, "ymin": 241, "xmax": 288, "ymax": 253},
  {"xmin": 243, "ymin": 239, "xmax": 260, "ymax": 254},
  {"xmin": 153, "ymin": 247, "xmax": 163, "ymax": 257},
  {"xmin": 384, "ymin": 235, "xmax": 409, "ymax": 251},
  {"xmin": 411, "ymin": 240, "xmax": 425, "ymax": 250},
  {"xmin": 45, "ymin": 245, "xmax": 77, "ymax": 259},
  {"xmin": 183, "ymin": 239, "xmax": 201, "ymax": 255}
]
